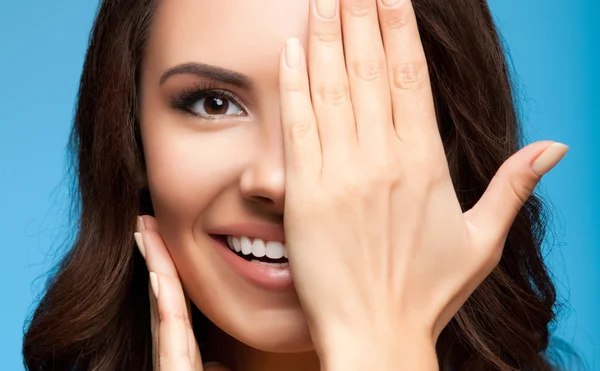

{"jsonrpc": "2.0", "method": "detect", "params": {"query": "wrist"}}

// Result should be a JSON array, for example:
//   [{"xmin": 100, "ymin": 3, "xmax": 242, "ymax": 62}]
[{"xmin": 315, "ymin": 325, "xmax": 439, "ymax": 371}]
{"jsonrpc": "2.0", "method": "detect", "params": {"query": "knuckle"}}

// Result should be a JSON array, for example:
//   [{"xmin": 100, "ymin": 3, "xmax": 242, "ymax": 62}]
[
  {"xmin": 351, "ymin": 59, "xmax": 386, "ymax": 82},
  {"xmin": 369, "ymin": 161, "xmax": 401, "ymax": 186},
  {"xmin": 409, "ymin": 148, "xmax": 433, "ymax": 170},
  {"xmin": 383, "ymin": 3, "xmax": 412, "ymax": 30},
  {"xmin": 391, "ymin": 60, "xmax": 429, "ymax": 92},
  {"xmin": 313, "ymin": 30, "xmax": 342, "ymax": 43},
  {"xmin": 320, "ymin": 173, "xmax": 364, "ymax": 204},
  {"xmin": 331, "ymin": 166, "xmax": 396, "ymax": 202},
  {"xmin": 158, "ymin": 334, "xmax": 191, "ymax": 364},
  {"xmin": 287, "ymin": 118, "xmax": 315, "ymax": 140},
  {"xmin": 344, "ymin": 0, "xmax": 375, "ymax": 17},
  {"xmin": 159, "ymin": 349, "xmax": 190, "ymax": 366},
  {"xmin": 508, "ymin": 175, "xmax": 535, "ymax": 206},
  {"xmin": 423, "ymin": 164, "xmax": 447, "ymax": 188},
  {"xmin": 317, "ymin": 83, "xmax": 350, "ymax": 106},
  {"xmin": 336, "ymin": 179, "xmax": 367, "ymax": 201},
  {"xmin": 409, "ymin": 150, "xmax": 446, "ymax": 185},
  {"xmin": 367, "ymin": 150, "xmax": 401, "ymax": 176},
  {"xmin": 283, "ymin": 79, "xmax": 306, "ymax": 93},
  {"xmin": 158, "ymin": 305, "xmax": 186, "ymax": 323},
  {"xmin": 426, "ymin": 167, "xmax": 448, "ymax": 188}
]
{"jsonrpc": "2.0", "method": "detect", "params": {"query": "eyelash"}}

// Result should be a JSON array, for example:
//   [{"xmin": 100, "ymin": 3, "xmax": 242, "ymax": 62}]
[{"xmin": 170, "ymin": 81, "xmax": 248, "ymax": 122}]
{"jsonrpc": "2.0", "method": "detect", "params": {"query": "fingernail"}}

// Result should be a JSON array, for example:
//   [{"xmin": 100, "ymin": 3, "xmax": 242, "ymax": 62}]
[
  {"xmin": 532, "ymin": 142, "xmax": 569, "ymax": 176},
  {"xmin": 136, "ymin": 216, "xmax": 145, "ymax": 232},
  {"xmin": 315, "ymin": 0, "xmax": 337, "ymax": 19},
  {"xmin": 380, "ymin": 0, "xmax": 403, "ymax": 6},
  {"xmin": 285, "ymin": 38, "xmax": 302, "ymax": 68},
  {"xmin": 149, "ymin": 272, "xmax": 159, "ymax": 299},
  {"xmin": 134, "ymin": 232, "xmax": 147, "ymax": 258}
]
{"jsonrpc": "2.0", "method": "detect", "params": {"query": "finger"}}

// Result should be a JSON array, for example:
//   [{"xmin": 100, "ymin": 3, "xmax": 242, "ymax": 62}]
[
  {"xmin": 138, "ymin": 216, "xmax": 183, "ymax": 291},
  {"xmin": 136, "ymin": 217, "xmax": 163, "ymax": 370},
  {"xmin": 149, "ymin": 281, "xmax": 160, "ymax": 371},
  {"xmin": 136, "ymin": 217, "xmax": 199, "ymax": 369},
  {"xmin": 279, "ymin": 38, "xmax": 322, "ymax": 181},
  {"xmin": 139, "ymin": 224, "xmax": 195, "ymax": 330},
  {"xmin": 465, "ymin": 141, "xmax": 569, "ymax": 245},
  {"xmin": 141, "ymin": 230, "xmax": 183, "ymax": 292},
  {"xmin": 309, "ymin": 0, "xmax": 357, "ymax": 165},
  {"xmin": 140, "ymin": 214, "xmax": 159, "ymax": 231},
  {"xmin": 151, "ymin": 272, "xmax": 194, "ymax": 371},
  {"xmin": 377, "ymin": 0, "xmax": 439, "ymax": 145},
  {"xmin": 340, "ymin": 0, "xmax": 394, "ymax": 147}
]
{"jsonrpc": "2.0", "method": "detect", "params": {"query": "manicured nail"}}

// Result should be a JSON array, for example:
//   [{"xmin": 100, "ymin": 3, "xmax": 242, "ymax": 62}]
[
  {"xmin": 134, "ymin": 232, "xmax": 147, "ymax": 258},
  {"xmin": 315, "ymin": 0, "xmax": 337, "ymax": 19},
  {"xmin": 381, "ymin": 0, "xmax": 402, "ymax": 6},
  {"xmin": 285, "ymin": 38, "xmax": 302, "ymax": 68},
  {"xmin": 149, "ymin": 272, "xmax": 159, "ymax": 299},
  {"xmin": 136, "ymin": 216, "xmax": 145, "ymax": 232},
  {"xmin": 532, "ymin": 142, "xmax": 569, "ymax": 176}
]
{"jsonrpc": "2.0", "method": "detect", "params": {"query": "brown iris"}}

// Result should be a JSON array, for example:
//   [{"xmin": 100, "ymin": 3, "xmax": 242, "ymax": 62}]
[{"xmin": 204, "ymin": 96, "xmax": 229, "ymax": 115}]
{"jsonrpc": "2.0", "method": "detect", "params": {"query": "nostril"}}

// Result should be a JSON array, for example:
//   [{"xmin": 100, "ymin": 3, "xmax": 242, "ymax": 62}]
[{"xmin": 253, "ymin": 196, "xmax": 274, "ymax": 204}]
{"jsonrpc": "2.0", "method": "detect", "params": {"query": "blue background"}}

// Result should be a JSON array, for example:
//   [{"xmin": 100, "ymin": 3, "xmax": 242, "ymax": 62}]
[{"xmin": 1, "ymin": 0, "xmax": 598, "ymax": 370}]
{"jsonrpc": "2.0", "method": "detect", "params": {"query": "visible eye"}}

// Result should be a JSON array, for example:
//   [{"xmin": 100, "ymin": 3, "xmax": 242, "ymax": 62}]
[
  {"xmin": 190, "ymin": 93, "xmax": 244, "ymax": 117},
  {"xmin": 171, "ymin": 88, "xmax": 248, "ymax": 121}
]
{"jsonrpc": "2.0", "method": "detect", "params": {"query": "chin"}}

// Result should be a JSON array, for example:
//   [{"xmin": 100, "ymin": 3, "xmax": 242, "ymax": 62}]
[
  {"xmin": 190, "ymin": 289, "xmax": 316, "ymax": 353},
  {"xmin": 177, "ymin": 241, "xmax": 316, "ymax": 354},
  {"xmin": 218, "ymin": 308, "xmax": 316, "ymax": 353}
]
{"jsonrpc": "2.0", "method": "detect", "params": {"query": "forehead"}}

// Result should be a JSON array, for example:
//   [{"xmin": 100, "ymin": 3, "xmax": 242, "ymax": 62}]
[{"xmin": 147, "ymin": 0, "xmax": 310, "ymax": 78}]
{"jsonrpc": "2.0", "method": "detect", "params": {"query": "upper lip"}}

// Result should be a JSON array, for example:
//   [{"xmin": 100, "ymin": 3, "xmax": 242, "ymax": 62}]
[{"xmin": 208, "ymin": 222, "xmax": 286, "ymax": 243}]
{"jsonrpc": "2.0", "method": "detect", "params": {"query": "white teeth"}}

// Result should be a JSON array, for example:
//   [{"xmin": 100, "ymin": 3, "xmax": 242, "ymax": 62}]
[
  {"xmin": 233, "ymin": 236, "xmax": 241, "ymax": 252},
  {"xmin": 252, "ymin": 238, "xmax": 266, "ymax": 257},
  {"xmin": 227, "ymin": 236, "xmax": 288, "ymax": 260},
  {"xmin": 241, "ymin": 236, "xmax": 252, "ymax": 255},
  {"xmin": 251, "ymin": 259, "xmax": 289, "ymax": 268},
  {"xmin": 265, "ymin": 241, "xmax": 284, "ymax": 259}
]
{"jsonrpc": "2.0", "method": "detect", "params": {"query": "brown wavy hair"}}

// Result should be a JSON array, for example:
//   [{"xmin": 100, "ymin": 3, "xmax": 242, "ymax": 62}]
[{"xmin": 23, "ymin": 0, "xmax": 567, "ymax": 369}]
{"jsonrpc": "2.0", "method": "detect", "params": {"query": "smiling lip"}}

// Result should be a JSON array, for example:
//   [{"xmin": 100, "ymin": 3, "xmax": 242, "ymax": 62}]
[
  {"xmin": 208, "ymin": 222, "xmax": 285, "ymax": 243},
  {"xmin": 209, "ymin": 233, "xmax": 293, "ymax": 291}
]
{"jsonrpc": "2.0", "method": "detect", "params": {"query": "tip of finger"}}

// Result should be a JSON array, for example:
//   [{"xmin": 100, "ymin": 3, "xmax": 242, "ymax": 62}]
[{"xmin": 140, "ymin": 215, "xmax": 159, "ymax": 231}]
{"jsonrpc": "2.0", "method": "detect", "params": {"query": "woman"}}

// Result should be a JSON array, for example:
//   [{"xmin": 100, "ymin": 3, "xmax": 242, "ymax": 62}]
[{"xmin": 22, "ymin": 0, "xmax": 569, "ymax": 370}]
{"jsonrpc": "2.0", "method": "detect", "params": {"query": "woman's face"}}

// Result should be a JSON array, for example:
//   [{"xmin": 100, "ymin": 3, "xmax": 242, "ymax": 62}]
[{"xmin": 139, "ymin": 0, "xmax": 312, "ymax": 352}]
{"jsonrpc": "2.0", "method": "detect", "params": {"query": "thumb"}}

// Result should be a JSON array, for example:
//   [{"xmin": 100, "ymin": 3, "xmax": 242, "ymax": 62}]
[{"xmin": 465, "ymin": 141, "xmax": 568, "ymax": 242}]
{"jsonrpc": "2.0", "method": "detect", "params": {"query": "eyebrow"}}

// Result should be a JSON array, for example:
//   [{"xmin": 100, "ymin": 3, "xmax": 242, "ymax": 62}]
[{"xmin": 159, "ymin": 62, "xmax": 252, "ymax": 89}]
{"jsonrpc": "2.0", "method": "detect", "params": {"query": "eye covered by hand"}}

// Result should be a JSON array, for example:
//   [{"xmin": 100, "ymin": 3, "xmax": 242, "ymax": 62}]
[{"xmin": 277, "ymin": 0, "xmax": 567, "ymax": 368}]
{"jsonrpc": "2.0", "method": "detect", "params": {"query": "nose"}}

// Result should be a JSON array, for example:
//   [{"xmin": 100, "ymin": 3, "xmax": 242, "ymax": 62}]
[{"xmin": 239, "ymin": 127, "xmax": 286, "ymax": 214}]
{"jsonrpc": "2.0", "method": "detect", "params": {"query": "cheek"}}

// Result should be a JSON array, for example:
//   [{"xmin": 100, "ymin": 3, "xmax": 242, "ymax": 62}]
[
  {"xmin": 141, "ymin": 122, "xmax": 247, "ymax": 291},
  {"xmin": 141, "ymin": 121, "xmax": 248, "ymax": 225},
  {"xmin": 146, "ymin": 137, "xmax": 220, "ymax": 218}
]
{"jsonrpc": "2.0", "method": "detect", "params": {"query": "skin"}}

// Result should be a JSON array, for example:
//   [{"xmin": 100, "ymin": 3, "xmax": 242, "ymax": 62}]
[
  {"xmin": 139, "ymin": 0, "xmax": 320, "ymax": 368},
  {"xmin": 135, "ymin": 0, "xmax": 568, "ymax": 370}
]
